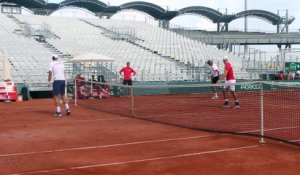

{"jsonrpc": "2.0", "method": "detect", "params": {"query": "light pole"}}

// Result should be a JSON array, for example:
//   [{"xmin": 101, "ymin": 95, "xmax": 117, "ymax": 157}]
[{"xmin": 244, "ymin": 0, "xmax": 248, "ymax": 53}]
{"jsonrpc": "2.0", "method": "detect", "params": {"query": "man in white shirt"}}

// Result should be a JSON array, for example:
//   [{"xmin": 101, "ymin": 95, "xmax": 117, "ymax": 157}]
[
  {"xmin": 48, "ymin": 55, "xmax": 70, "ymax": 117},
  {"xmin": 207, "ymin": 60, "xmax": 220, "ymax": 99}
]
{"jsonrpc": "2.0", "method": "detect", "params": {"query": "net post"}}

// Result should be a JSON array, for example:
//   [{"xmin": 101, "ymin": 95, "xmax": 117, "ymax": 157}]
[
  {"xmin": 130, "ymin": 86, "xmax": 135, "ymax": 117},
  {"xmin": 259, "ymin": 82, "xmax": 266, "ymax": 143},
  {"xmin": 74, "ymin": 77, "xmax": 77, "ymax": 106}
]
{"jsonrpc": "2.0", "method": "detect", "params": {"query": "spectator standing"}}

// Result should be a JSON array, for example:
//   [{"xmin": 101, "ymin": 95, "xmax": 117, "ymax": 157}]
[
  {"xmin": 279, "ymin": 71, "xmax": 284, "ymax": 80},
  {"xmin": 286, "ymin": 70, "xmax": 293, "ymax": 80}
]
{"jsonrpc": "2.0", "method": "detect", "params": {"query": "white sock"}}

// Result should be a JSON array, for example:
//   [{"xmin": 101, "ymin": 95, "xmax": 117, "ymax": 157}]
[
  {"xmin": 214, "ymin": 93, "xmax": 218, "ymax": 97},
  {"xmin": 56, "ymin": 106, "xmax": 61, "ymax": 113},
  {"xmin": 65, "ymin": 104, "xmax": 70, "ymax": 110}
]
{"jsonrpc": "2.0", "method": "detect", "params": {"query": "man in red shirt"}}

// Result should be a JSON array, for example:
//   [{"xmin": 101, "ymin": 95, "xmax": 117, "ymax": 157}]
[
  {"xmin": 218, "ymin": 56, "xmax": 240, "ymax": 109},
  {"xmin": 119, "ymin": 62, "xmax": 136, "ymax": 85},
  {"xmin": 119, "ymin": 62, "xmax": 136, "ymax": 97},
  {"xmin": 278, "ymin": 71, "xmax": 284, "ymax": 80}
]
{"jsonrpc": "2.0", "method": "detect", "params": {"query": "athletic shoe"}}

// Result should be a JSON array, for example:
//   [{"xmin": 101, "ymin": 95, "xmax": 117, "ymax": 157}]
[
  {"xmin": 234, "ymin": 102, "xmax": 240, "ymax": 109},
  {"xmin": 54, "ymin": 111, "xmax": 62, "ymax": 117},
  {"xmin": 66, "ymin": 109, "xmax": 71, "ymax": 116},
  {"xmin": 211, "ymin": 96, "xmax": 219, "ymax": 99},
  {"xmin": 233, "ymin": 105, "xmax": 240, "ymax": 109},
  {"xmin": 223, "ymin": 100, "xmax": 229, "ymax": 108},
  {"xmin": 223, "ymin": 105, "xmax": 230, "ymax": 108}
]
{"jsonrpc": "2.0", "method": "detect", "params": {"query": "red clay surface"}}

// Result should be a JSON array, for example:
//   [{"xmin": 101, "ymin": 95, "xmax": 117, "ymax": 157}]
[{"xmin": 0, "ymin": 98, "xmax": 300, "ymax": 175}]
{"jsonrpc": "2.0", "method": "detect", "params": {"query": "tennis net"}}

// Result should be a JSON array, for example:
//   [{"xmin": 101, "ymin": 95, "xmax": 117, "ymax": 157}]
[{"xmin": 72, "ymin": 79, "xmax": 300, "ymax": 146}]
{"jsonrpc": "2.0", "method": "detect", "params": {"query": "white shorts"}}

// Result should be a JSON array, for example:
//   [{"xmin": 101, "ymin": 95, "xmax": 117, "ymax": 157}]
[{"xmin": 223, "ymin": 80, "xmax": 236, "ymax": 91}]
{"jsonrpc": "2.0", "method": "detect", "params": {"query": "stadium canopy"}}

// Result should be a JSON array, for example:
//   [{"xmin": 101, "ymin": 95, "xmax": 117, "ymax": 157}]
[
  {"xmin": 1, "ymin": 1, "xmax": 288, "ymax": 26},
  {"xmin": 119, "ymin": 1, "xmax": 166, "ymax": 19},
  {"xmin": 0, "ymin": 0, "xmax": 46, "ymax": 8},
  {"xmin": 176, "ymin": 6, "xmax": 223, "ymax": 23},
  {"xmin": 230, "ymin": 10, "xmax": 282, "ymax": 25},
  {"xmin": 59, "ymin": 0, "xmax": 108, "ymax": 12}
]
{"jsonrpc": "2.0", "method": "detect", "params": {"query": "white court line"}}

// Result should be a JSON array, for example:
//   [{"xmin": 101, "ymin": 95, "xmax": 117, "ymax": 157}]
[
  {"xmin": 1, "ymin": 106, "xmax": 49, "ymax": 110},
  {"xmin": 0, "ymin": 135, "xmax": 215, "ymax": 158},
  {"xmin": 7, "ymin": 144, "xmax": 259, "ymax": 175},
  {"xmin": 238, "ymin": 126, "xmax": 300, "ymax": 134},
  {"xmin": 1, "ymin": 117, "xmax": 128, "ymax": 127},
  {"xmin": 0, "ymin": 105, "xmax": 102, "ymax": 112},
  {"xmin": 0, "ymin": 106, "xmax": 59, "ymax": 112},
  {"xmin": 139, "ymin": 112, "xmax": 200, "ymax": 119}
]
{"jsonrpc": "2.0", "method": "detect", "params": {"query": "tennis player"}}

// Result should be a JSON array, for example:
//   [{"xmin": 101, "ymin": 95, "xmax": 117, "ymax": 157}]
[
  {"xmin": 48, "ymin": 55, "xmax": 71, "ymax": 117},
  {"xmin": 119, "ymin": 62, "xmax": 136, "ymax": 86},
  {"xmin": 207, "ymin": 60, "xmax": 219, "ymax": 99},
  {"xmin": 218, "ymin": 56, "xmax": 240, "ymax": 109},
  {"xmin": 119, "ymin": 62, "xmax": 136, "ymax": 97}
]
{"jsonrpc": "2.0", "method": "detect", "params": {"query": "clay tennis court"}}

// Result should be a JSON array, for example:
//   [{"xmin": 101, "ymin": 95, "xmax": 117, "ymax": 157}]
[{"xmin": 0, "ymin": 95, "xmax": 300, "ymax": 175}]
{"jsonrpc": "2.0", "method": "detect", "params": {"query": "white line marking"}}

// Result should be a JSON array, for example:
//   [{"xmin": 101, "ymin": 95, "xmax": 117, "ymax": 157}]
[
  {"xmin": 290, "ymin": 139, "xmax": 300, "ymax": 142},
  {"xmin": 1, "ymin": 117, "xmax": 127, "ymax": 127},
  {"xmin": 0, "ymin": 107, "xmax": 51, "ymax": 112},
  {"xmin": 0, "ymin": 135, "xmax": 215, "ymax": 158},
  {"xmin": 8, "ymin": 144, "xmax": 259, "ymax": 175},
  {"xmin": 138, "ymin": 112, "xmax": 199, "ymax": 119},
  {"xmin": 238, "ymin": 126, "xmax": 300, "ymax": 134}
]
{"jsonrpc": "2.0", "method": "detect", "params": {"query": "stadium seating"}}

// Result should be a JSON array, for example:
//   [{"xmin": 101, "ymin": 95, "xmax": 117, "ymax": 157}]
[
  {"xmin": 0, "ymin": 52, "xmax": 3, "ymax": 80},
  {"xmin": 13, "ymin": 15, "xmax": 191, "ymax": 82},
  {"xmin": 283, "ymin": 50, "xmax": 300, "ymax": 62},
  {"xmin": 0, "ymin": 14, "xmax": 53, "ymax": 90},
  {"xmin": 84, "ymin": 19, "xmax": 251, "ymax": 78},
  {"xmin": 0, "ymin": 13, "xmax": 257, "ymax": 91}
]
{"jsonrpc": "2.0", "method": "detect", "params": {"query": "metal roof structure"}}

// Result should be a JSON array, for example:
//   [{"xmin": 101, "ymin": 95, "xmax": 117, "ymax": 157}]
[
  {"xmin": 59, "ymin": 0, "xmax": 107, "ymax": 12},
  {"xmin": 119, "ymin": 1, "xmax": 165, "ymax": 19},
  {"xmin": 232, "ymin": 10, "xmax": 283, "ymax": 25},
  {"xmin": 0, "ymin": 0, "xmax": 292, "ymax": 25},
  {"xmin": 177, "ymin": 6, "xmax": 223, "ymax": 23},
  {"xmin": 0, "ymin": 0, "xmax": 46, "ymax": 8}
]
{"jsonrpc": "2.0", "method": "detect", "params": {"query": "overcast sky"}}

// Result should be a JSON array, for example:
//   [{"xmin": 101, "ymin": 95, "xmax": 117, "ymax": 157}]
[{"xmin": 48, "ymin": 0, "xmax": 300, "ymax": 32}]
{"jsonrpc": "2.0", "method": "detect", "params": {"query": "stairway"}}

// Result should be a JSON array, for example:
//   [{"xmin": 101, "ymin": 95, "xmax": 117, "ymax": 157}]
[
  {"xmin": 7, "ymin": 15, "xmax": 73, "ymax": 80},
  {"xmin": 80, "ymin": 19, "xmax": 191, "ymax": 78}
]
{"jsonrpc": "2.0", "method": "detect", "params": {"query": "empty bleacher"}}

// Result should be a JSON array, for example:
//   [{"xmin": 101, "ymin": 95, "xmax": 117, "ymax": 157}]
[
  {"xmin": 0, "ymin": 13, "xmax": 53, "ymax": 90},
  {"xmin": 0, "ymin": 13, "xmax": 256, "ymax": 92},
  {"xmin": 85, "ymin": 18, "xmax": 252, "ymax": 79},
  {"xmin": 283, "ymin": 50, "xmax": 300, "ymax": 62},
  {"xmin": 0, "ymin": 51, "xmax": 3, "ymax": 80},
  {"xmin": 14, "ymin": 15, "xmax": 191, "ymax": 82}
]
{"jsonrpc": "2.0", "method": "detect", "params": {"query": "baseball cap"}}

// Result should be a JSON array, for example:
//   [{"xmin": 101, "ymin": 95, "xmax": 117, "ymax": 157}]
[
  {"xmin": 223, "ymin": 55, "xmax": 228, "ymax": 60},
  {"xmin": 52, "ymin": 54, "xmax": 58, "ymax": 59}
]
